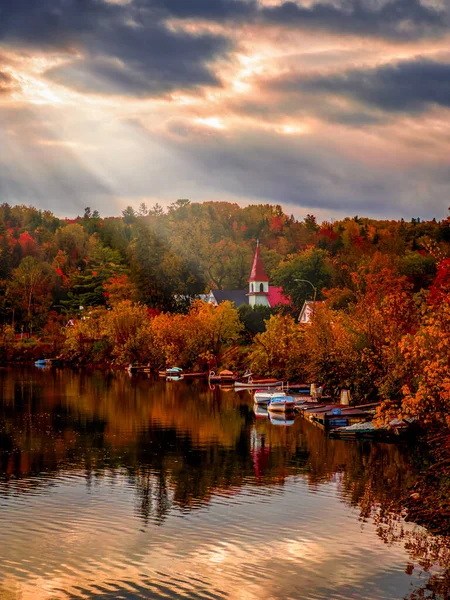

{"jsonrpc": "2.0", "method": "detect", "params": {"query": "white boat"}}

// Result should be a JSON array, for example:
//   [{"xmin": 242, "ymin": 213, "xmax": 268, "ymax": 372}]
[
  {"xmin": 166, "ymin": 367, "xmax": 183, "ymax": 376},
  {"xmin": 254, "ymin": 390, "xmax": 273, "ymax": 405},
  {"xmin": 267, "ymin": 393, "xmax": 295, "ymax": 412}
]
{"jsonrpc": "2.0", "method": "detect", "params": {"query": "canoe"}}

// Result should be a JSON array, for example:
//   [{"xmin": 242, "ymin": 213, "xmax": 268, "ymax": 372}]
[{"xmin": 236, "ymin": 380, "xmax": 283, "ymax": 389}]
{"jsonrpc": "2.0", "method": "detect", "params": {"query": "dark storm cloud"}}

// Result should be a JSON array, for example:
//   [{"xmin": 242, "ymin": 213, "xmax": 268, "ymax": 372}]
[
  {"xmin": 298, "ymin": 58, "xmax": 450, "ymax": 113},
  {"xmin": 260, "ymin": 0, "xmax": 448, "ymax": 41},
  {"xmin": 0, "ymin": 0, "xmax": 447, "ymax": 56},
  {"xmin": 0, "ymin": 0, "xmax": 230, "ymax": 96},
  {"xmin": 149, "ymin": 0, "xmax": 448, "ymax": 41},
  {"xmin": 148, "ymin": 0, "xmax": 256, "ymax": 20},
  {"xmin": 45, "ymin": 28, "xmax": 225, "ymax": 97},
  {"xmin": 139, "ymin": 0, "xmax": 448, "ymax": 41}
]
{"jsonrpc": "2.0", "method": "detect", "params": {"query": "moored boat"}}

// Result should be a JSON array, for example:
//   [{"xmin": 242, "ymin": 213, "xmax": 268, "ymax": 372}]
[
  {"xmin": 235, "ymin": 379, "xmax": 283, "ymax": 389},
  {"xmin": 267, "ymin": 393, "xmax": 296, "ymax": 412},
  {"xmin": 209, "ymin": 370, "xmax": 236, "ymax": 384},
  {"xmin": 254, "ymin": 390, "xmax": 274, "ymax": 405},
  {"xmin": 166, "ymin": 367, "xmax": 183, "ymax": 376},
  {"xmin": 35, "ymin": 358, "xmax": 61, "ymax": 368},
  {"xmin": 35, "ymin": 359, "xmax": 48, "ymax": 366}
]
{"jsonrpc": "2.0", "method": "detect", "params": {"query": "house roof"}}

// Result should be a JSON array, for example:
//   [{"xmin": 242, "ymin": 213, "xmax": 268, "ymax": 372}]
[
  {"xmin": 248, "ymin": 245, "xmax": 269, "ymax": 282},
  {"xmin": 210, "ymin": 289, "xmax": 248, "ymax": 307},
  {"xmin": 298, "ymin": 300, "xmax": 324, "ymax": 323},
  {"xmin": 268, "ymin": 286, "xmax": 290, "ymax": 306}
]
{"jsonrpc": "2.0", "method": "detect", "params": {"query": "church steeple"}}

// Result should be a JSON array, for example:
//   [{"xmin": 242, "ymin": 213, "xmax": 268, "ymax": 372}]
[
  {"xmin": 249, "ymin": 240, "xmax": 269, "ymax": 283},
  {"xmin": 248, "ymin": 240, "xmax": 270, "ymax": 307}
]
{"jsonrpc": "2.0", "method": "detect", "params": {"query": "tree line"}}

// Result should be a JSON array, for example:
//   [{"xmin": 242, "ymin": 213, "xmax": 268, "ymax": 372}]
[{"xmin": 1, "ymin": 200, "xmax": 450, "ymax": 429}]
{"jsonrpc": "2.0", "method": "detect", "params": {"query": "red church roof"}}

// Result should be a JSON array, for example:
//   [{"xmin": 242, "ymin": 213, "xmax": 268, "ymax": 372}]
[
  {"xmin": 268, "ymin": 286, "xmax": 290, "ymax": 306},
  {"xmin": 248, "ymin": 244, "xmax": 269, "ymax": 282}
]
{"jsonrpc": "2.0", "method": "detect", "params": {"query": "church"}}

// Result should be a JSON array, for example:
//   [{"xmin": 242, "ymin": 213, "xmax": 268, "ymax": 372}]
[{"xmin": 207, "ymin": 243, "xmax": 290, "ymax": 308}]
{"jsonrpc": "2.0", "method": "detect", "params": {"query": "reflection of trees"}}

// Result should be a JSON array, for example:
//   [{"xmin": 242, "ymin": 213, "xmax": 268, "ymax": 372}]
[{"xmin": 0, "ymin": 368, "xmax": 449, "ymax": 596}]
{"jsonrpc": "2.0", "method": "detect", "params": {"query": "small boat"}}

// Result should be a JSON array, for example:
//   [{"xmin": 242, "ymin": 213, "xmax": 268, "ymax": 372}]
[
  {"xmin": 209, "ymin": 370, "xmax": 236, "ymax": 384},
  {"xmin": 35, "ymin": 359, "xmax": 49, "ymax": 368},
  {"xmin": 254, "ymin": 390, "xmax": 274, "ymax": 405},
  {"xmin": 34, "ymin": 358, "xmax": 60, "ymax": 368},
  {"xmin": 235, "ymin": 379, "xmax": 283, "ymax": 389},
  {"xmin": 267, "ymin": 393, "xmax": 295, "ymax": 412},
  {"xmin": 166, "ymin": 367, "xmax": 183, "ymax": 376}
]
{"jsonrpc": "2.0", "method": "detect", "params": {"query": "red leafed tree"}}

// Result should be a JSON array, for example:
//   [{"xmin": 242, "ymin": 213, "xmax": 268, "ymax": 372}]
[
  {"xmin": 428, "ymin": 258, "xmax": 450, "ymax": 305},
  {"xmin": 17, "ymin": 232, "xmax": 39, "ymax": 257}
]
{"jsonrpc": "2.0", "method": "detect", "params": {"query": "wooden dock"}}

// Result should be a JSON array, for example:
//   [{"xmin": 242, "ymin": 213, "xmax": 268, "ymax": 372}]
[{"xmin": 300, "ymin": 403, "xmax": 374, "ymax": 430}]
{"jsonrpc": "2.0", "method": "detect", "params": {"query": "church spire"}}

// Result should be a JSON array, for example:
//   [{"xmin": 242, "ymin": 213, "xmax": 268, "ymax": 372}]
[{"xmin": 249, "ymin": 241, "xmax": 269, "ymax": 282}]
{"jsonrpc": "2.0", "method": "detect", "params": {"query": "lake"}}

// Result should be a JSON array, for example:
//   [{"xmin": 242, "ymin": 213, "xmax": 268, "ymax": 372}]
[{"xmin": 0, "ymin": 368, "xmax": 447, "ymax": 599}]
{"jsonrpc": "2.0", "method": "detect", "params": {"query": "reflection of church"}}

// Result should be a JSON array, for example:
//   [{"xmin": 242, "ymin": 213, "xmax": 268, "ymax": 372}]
[
  {"xmin": 250, "ymin": 426, "xmax": 270, "ymax": 481},
  {"xmin": 207, "ymin": 242, "xmax": 290, "ymax": 308}
]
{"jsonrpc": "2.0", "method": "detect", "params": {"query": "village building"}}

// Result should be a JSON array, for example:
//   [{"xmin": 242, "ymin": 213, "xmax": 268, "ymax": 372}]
[
  {"xmin": 207, "ymin": 242, "xmax": 290, "ymax": 308},
  {"xmin": 298, "ymin": 299, "xmax": 324, "ymax": 324}
]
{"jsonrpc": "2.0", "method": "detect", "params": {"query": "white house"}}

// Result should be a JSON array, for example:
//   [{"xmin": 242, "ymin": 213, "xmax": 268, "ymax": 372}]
[{"xmin": 298, "ymin": 300, "xmax": 324, "ymax": 324}]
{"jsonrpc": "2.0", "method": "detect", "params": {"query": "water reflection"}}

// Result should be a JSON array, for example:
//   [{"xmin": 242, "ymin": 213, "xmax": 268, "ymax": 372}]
[{"xmin": 0, "ymin": 368, "xmax": 448, "ymax": 599}]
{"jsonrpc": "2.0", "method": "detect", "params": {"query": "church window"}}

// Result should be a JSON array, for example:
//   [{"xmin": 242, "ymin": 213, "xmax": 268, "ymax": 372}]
[{"xmin": 260, "ymin": 283, "xmax": 264, "ymax": 292}]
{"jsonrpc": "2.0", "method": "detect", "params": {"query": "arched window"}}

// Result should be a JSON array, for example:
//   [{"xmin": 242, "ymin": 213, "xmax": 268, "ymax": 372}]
[
  {"xmin": 251, "ymin": 283, "xmax": 254, "ymax": 292},
  {"xmin": 260, "ymin": 283, "xmax": 264, "ymax": 292}
]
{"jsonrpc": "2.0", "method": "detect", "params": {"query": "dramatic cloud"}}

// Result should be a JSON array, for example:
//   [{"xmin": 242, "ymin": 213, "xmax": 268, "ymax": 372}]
[
  {"xmin": 0, "ymin": 0, "xmax": 231, "ymax": 96},
  {"xmin": 260, "ymin": 0, "xmax": 448, "ymax": 41},
  {"xmin": 299, "ymin": 58, "xmax": 450, "ymax": 113},
  {"xmin": 161, "ymin": 119, "xmax": 450, "ymax": 218},
  {"xmin": 0, "ymin": 0, "xmax": 449, "ymax": 219}
]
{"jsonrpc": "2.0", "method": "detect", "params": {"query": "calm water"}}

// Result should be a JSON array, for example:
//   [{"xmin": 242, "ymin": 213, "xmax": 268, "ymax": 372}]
[{"xmin": 0, "ymin": 368, "xmax": 447, "ymax": 600}]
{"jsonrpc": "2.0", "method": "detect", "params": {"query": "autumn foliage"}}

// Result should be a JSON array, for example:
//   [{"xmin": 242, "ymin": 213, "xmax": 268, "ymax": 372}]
[{"xmin": 1, "ymin": 202, "xmax": 450, "ymax": 429}]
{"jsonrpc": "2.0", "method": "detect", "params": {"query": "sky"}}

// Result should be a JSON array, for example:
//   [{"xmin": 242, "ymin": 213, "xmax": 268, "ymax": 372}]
[{"xmin": 0, "ymin": 0, "xmax": 450, "ymax": 221}]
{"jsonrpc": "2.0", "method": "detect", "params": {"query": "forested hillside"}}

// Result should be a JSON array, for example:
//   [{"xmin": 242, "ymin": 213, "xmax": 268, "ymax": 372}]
[
  {"xmin": 0, "ymin": 200, "xmax": 447, "ymax": 328},
  {"xmin": 1, "ymin": 200, "xmax": 450, "ymax": 429}
]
